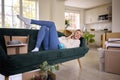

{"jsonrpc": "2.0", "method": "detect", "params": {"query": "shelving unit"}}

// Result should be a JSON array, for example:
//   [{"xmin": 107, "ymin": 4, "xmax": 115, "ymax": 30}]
[{"xmin": 85, "ymin": 4, "xmax": 112, "ymax": 24}]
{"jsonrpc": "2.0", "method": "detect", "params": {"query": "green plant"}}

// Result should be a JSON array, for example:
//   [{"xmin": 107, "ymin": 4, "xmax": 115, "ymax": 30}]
[
  {"xmin": 65, "ymin": 19, "xmax": 70, "ymax": 29},
  {"xmin": 39, "ymin": 61, "xmax": 59, "ymax": 72},
  {"xmin": 31, "ymin": 61, "xmax": 59, "ymax": 80},
  {"xmin": 65, "ymin": 19, "xmax": 70, "ymax": 26},
  {"xmin": 83, "ymin": 32, "xmax": 95, "ymax": 45}
]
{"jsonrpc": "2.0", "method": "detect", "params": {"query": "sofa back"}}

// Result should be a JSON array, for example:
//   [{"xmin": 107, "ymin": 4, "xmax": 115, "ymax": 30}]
[{"xmin": 0, "ymin": 28, "xmax": 65, "ymax": 53}]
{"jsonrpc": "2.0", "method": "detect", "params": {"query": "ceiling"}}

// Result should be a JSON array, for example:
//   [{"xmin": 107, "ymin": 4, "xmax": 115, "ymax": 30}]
[{"xmin": 64, "ymin": 0, "xmax": 112, "ymax": 9}]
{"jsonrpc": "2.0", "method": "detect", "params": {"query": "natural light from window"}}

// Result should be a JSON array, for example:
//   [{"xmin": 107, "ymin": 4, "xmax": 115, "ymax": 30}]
[
  {"xmin": 0, "ymin": 0, "xmax": 38, "ymax": 28},
  {"xmin": 65, "ymin": 12, "xmax": 80, "ymax": 30}
]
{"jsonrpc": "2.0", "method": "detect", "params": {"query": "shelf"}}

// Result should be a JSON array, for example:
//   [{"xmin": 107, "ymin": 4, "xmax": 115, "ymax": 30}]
[
  {"xmin": 7, "ymin": 43, "xmax": 27, "ymax": 47},
  {"xmin": 85, "ymin": 3, "xmax": 112, "ymax": 24}
]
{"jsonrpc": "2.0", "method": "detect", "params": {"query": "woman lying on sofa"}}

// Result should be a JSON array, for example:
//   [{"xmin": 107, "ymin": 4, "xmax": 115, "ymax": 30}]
[{"xmin": 17, "ymin": 15, "xmax": 83, "ymax": 52}]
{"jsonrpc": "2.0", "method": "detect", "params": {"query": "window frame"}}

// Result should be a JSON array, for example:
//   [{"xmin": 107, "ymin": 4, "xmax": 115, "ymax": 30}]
[
  {"xmin": 0, "ymin": 0, "xmax": 39, "ymax": 28},
  {"xmin": 64, "ymin": 8, "xmax": 81, "ymax": 30}
]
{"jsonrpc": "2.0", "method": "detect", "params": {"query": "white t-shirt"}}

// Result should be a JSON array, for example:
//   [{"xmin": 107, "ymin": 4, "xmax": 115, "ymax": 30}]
[{"xmin": 58, "ymin": 36, "xmax": 80, "ymax": 48}]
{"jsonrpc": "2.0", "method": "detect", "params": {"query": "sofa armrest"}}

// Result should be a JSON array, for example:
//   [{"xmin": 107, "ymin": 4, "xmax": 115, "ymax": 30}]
[
  {"xmin": 0, "ymin": 46, "xmax": 8, "ymax": 60},
  {"xmin": 80, "ymin": 37, "xmax": 87, "ymax": 47},
  {"xmin": 0, "ymin": 45, "xmax": 8, "ymax": 69}
]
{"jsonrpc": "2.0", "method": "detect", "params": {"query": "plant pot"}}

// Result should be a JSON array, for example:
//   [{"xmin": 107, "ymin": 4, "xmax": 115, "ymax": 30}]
[{"xmin": 39, "ymin": 71, "xmax": 48, "ymax": 80}]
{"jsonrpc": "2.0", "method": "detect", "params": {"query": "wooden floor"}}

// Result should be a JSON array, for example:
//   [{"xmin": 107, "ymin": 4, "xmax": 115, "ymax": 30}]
[{"xmin": 54, "ymin": 46, "xmax": 120, "ymax": 80}]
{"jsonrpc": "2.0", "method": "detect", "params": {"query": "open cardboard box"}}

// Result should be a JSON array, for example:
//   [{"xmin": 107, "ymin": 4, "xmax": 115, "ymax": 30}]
[
  {"xmin": 4, "ymin": 36, "xmax": 29, "ymax": 55},
  {"xmin": 22, "ymin": 69, "xmax": 56, "ymax": 80}
]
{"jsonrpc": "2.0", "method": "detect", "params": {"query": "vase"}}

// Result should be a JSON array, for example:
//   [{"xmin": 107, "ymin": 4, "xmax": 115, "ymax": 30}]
[{"xmin": 39, "ymin": 71, "xmax": 48, "ymax": 80}]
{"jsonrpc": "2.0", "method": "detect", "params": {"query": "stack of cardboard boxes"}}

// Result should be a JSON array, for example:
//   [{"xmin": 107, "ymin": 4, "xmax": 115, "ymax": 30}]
[{"xmin": 100, "ymin": 33, "xmax": 120, "ymax": 74}]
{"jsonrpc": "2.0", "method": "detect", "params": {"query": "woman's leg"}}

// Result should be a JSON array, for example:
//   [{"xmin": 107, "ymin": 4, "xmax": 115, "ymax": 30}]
[
  {"xmin": 32, "ymin": 26, "xmax": 48, "ymax": 52},
  {"xmin": 17, "ymin": 15, "xmax": 31, "ymax": 26},
  {"xmin": 31, "ymin": 20, "xmax": 60, "ymax": 50},
  {"xmin": 17, "ymin": 15, "xmax": 60, "ymax": 50},
  {"xmin": 42, "ymin": 27, "xmax": 49, "ymax": 50}
]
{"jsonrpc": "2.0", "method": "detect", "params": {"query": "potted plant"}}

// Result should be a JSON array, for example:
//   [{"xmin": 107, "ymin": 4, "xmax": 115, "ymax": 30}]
[
  {"xmin": 65, "ymin": 19, "xmax": 70, "ymax": 29},
  {"xmin": 31, "ymin": 61, "xmax": 59, "ymax": 80},
  {"xmin": 83, "ymin": 32, "xmax": 95, "ymax": 45}
]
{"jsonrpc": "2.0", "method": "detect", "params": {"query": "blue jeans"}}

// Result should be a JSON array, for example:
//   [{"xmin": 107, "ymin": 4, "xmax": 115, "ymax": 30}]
[{"xmin": 31, "ymin": 19, "xmax": 60, "ymax": 50}]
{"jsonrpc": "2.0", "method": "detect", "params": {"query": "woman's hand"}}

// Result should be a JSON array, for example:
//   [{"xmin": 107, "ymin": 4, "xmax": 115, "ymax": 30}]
[{"xmin": 66, "ymin": 33, "xmax": 74, "ymax": 39}]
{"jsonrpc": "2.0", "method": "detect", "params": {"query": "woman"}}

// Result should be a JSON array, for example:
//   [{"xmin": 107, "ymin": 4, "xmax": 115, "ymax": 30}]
[{"xmin": 17, "ymin": 15, "xmax": 83, "ymax": 52}]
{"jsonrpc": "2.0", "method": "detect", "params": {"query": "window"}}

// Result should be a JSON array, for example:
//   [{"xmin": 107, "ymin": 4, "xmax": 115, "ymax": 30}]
[
  {"xmin": 0, "ymin": 0, "xmax": 39, "ymax": 28},
  {"xmin": 65, "ymin": 12, "xmax": 80, "ymax": 30},
  {"xmin": 4, "ymin": 0, "xmax": 20, "ymax": 28}
]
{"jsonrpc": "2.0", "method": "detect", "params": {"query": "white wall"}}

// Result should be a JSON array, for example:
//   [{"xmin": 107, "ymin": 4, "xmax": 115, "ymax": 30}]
[
  {"xmin": 112, "ymin": 0, "xmax": 120, "ymax": 32},
  {"xmin": 52, "ymin": 0, "xmax": 65, "ymax": 30},
  {"xmin": 38, "ymin": 0, "xmax": 85, "ymax": 30},
  {"xmin": 39, "ymin": 0, "xmax": 65, "ymax": 30},
  {"xmin": 38, "ymin": 0, "xmax": 51, "ymax": 20}
]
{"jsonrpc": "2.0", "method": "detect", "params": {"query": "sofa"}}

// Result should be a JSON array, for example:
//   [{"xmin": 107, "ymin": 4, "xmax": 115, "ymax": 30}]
[{"xmin": 0, "ymin": 28, "xmax": 89, "ymax": 76}]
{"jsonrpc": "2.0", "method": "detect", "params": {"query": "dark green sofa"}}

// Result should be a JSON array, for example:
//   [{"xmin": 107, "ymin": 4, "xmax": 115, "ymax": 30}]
[{"xmin": 0, "ymin": 28, "xmax": 89, "ymax": 76}]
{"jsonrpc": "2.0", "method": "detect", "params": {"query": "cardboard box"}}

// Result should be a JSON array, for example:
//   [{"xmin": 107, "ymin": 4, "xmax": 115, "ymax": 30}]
[
  {"xmin": 105, "ymin": 49, "xmax": 120, "ymax": 74},
  {"xmin": 22, "ymin": 70, "xmax": 56, "ymax": 80},
  {"xmin": 4, "ymin": 36, "xmax": 28, "ymax": 55},
  {"xmin": 22, "ymin": 69, "xmax": 40, "ymax": 80},
  {"xmin": 7, "ymin": 44, "xmax": 28, "ymax": 55}
]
